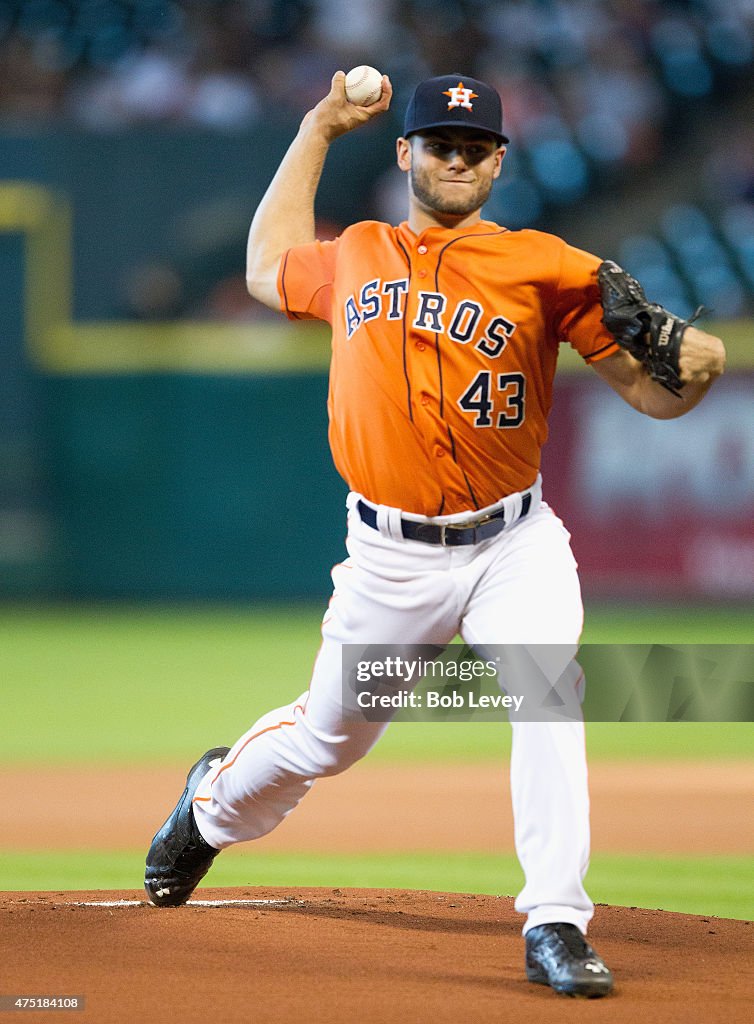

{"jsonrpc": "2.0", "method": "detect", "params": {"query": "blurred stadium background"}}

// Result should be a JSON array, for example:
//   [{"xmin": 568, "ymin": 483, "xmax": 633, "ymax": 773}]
[{"xmin": 1, "ymin": 0, "xmax": 752, "ymax": 606}]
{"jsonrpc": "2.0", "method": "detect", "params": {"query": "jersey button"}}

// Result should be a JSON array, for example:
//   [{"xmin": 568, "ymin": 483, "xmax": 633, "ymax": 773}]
[
  {"xmin": 420, "ymin": 393, "xmax": 430, "ymax": 406},
  {"xmin": 417, "ymin": 244, "xmax": 428, "ymax": 255},
  {"xmin": 434, "ymin": 445, "xmax": 445, "ymax": 458},
  {"xmin": 418, "ymin": 269, "xmax": 427, "ymax": 278},
  {"xmin": 416, "ymin": 341, "xmax": 426, "ymax": 351}
]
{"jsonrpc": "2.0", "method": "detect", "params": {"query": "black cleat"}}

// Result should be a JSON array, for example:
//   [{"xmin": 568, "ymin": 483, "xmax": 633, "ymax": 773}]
[
  {"xmin": 525, "ymin": 922, "xmax": 613, "ymax": 997},
  {"xmin": 144, "ymin": 746, "xmax": 230, "ymax": 908}
]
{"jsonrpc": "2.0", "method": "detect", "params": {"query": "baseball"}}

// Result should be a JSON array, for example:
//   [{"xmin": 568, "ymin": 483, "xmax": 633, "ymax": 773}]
[{"xmin": 345, "ymin": 65, "xmax": 383, "ymax": 106}]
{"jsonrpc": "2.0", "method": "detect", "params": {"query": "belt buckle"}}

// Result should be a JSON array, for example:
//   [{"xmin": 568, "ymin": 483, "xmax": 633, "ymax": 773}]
[
  {"xmin": 441, "ymin": 511, "xmax": 503, "ymax": 546},
  {"xmin": 438, "ymin": 523, "xmax": 451, "ymax": 546},
  {"xmin": 439, "ymin": 517, "xmax": 484, "ymax": 546},
  {"xmin": 439, "ymin": 523, "xmax": 471, "ymax": 546}
]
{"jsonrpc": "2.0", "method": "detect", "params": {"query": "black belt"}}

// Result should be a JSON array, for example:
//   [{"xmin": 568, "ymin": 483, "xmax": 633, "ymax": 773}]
[{"xmin": 357, "ymin": 493, "xmax": 532, "ymax": 547}]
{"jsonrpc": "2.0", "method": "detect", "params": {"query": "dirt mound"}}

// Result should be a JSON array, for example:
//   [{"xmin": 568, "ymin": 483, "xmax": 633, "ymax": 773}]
[{"xmin": 2, "ymin": 888, "xmax": 752, "ymax": 1023}]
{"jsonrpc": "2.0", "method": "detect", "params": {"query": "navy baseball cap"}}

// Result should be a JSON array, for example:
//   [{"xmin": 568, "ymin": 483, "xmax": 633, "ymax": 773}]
[{"xmin": 404, "ymin": 74, "xmax": 509, "ymax": 144}]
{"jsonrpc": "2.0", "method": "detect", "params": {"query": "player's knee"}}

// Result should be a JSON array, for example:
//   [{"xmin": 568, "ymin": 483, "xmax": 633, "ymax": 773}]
[{"xmin": 309, "ymin": 731, "xmax": 375, "ymax": 777}]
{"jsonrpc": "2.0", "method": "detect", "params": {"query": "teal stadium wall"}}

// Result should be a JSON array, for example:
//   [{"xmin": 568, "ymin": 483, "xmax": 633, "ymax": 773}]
[
  {"xmin": 0, "ymin": 126, "xmax": 393, "ymax": 599},
  {"xmin": 43, "ymin": 372, "xmax": 347, "ymax": 598}
]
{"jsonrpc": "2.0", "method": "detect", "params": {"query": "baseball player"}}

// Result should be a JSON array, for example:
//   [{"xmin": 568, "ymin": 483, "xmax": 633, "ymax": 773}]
[{"xmin": 145, "ymin": 72, "xmax": 725, "ymax": 997}]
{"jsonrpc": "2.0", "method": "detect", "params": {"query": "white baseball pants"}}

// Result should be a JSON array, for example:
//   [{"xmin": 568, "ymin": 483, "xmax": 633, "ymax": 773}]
[{"xmin": 193, "ymin": 483, "xmax": 594, "ymax": 935}]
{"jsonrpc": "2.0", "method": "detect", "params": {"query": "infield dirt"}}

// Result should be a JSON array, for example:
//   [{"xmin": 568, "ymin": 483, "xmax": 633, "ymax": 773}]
[{"xmin": 4, "ymin": 759, "xmax": 754, "ymax": 853}]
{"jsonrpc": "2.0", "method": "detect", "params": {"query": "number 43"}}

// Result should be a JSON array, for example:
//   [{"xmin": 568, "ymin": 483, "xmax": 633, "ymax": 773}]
[{"xmin": 457, "ymin": 371, "xmax": 526, "ymax": 427}]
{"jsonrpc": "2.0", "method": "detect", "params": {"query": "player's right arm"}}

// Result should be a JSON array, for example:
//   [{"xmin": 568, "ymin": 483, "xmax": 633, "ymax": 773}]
[{"xmin": 245, "ymin": 71, "xmax": 391, "ymax": 310}]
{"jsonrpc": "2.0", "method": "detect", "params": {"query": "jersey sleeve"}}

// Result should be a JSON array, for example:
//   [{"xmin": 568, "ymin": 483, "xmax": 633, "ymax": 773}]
[
  {"xmin": 554, "ymin": 243, "xmax": 619, "ymax": 363},
  {"xmin": 277, "ymin": 237, "xmax": 340, "ymax": 323}
]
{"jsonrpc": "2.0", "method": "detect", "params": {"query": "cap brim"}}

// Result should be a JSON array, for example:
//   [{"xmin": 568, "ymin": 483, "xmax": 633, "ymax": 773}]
[{"xmin": 405, "ymin": 120, "xmax": 509, "ymax": 144}]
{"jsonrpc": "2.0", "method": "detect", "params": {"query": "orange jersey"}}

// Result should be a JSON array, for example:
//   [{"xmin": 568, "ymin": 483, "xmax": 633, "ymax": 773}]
[{"xmin": 278, "ymin": 219, "xmax": 618, "ymax": 516}]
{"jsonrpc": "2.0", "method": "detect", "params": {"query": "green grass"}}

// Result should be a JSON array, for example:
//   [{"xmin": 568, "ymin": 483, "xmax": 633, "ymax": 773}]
[
  {"xmin": 2, "ymin": 604, "xmax": 752, "ymax": 911},
  {"xmin": 2, "ymin": 602, "xmax": 752, "ymax": 764},
  {"xmin": 1, "ymin": 849, "xmax": 751, "ymax": 921},
  {"xmin": 583, "ymin": 605, "xmax": 754, "ymax": 644}
]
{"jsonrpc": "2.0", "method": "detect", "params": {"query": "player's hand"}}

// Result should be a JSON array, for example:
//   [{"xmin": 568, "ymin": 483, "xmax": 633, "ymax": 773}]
[
  {"xmin": 678, "ymin": 325, "xmax": 726, "ymax": 385},
  {"xmin": 302, "ymin": 71, "xmax": 392, "ymax": 142}
]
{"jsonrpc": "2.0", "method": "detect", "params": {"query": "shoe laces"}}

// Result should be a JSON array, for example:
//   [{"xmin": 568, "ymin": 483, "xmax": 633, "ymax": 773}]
[{"xmin": 550, "ymin": 923, "xmax": 590, "ymax": 958}]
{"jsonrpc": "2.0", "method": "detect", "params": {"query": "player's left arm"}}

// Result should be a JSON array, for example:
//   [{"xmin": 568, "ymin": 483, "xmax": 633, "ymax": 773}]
[
  {"xmin": 591, "ymin": 325, "xmax": 726, "ymax": 419},
  {"xmin": 591, "ymin": 259, "xmax": 725, "ymax": 418}
]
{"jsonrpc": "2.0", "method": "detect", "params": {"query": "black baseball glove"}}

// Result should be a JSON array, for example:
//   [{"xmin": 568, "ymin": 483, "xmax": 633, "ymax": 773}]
[{"xmin": 597, "ymin": 260, "xmax": 704, "ymax": 397}]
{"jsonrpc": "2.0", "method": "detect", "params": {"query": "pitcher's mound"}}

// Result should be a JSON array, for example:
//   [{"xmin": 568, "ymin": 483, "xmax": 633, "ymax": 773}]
[{"xmin": 1, "ymin": 888, "xmax": 752, "ymax": 1023}]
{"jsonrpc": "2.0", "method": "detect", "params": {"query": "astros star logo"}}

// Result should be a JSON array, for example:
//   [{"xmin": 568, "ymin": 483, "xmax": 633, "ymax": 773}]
[{"xmin": 443, "ymin": 81, "xmax": 478, "ymax": 111}]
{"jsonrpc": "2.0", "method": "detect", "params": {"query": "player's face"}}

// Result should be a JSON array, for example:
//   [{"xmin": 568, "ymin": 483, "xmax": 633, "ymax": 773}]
[{"xmin": 399, "ymin": 129, "xmax": 504, "ymax": 218}]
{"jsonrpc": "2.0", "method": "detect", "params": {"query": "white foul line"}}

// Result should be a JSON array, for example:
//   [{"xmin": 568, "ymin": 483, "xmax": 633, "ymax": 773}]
[{"xmin": 67, "ymin": 899, "xmax": 295, "ymax": 908}]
